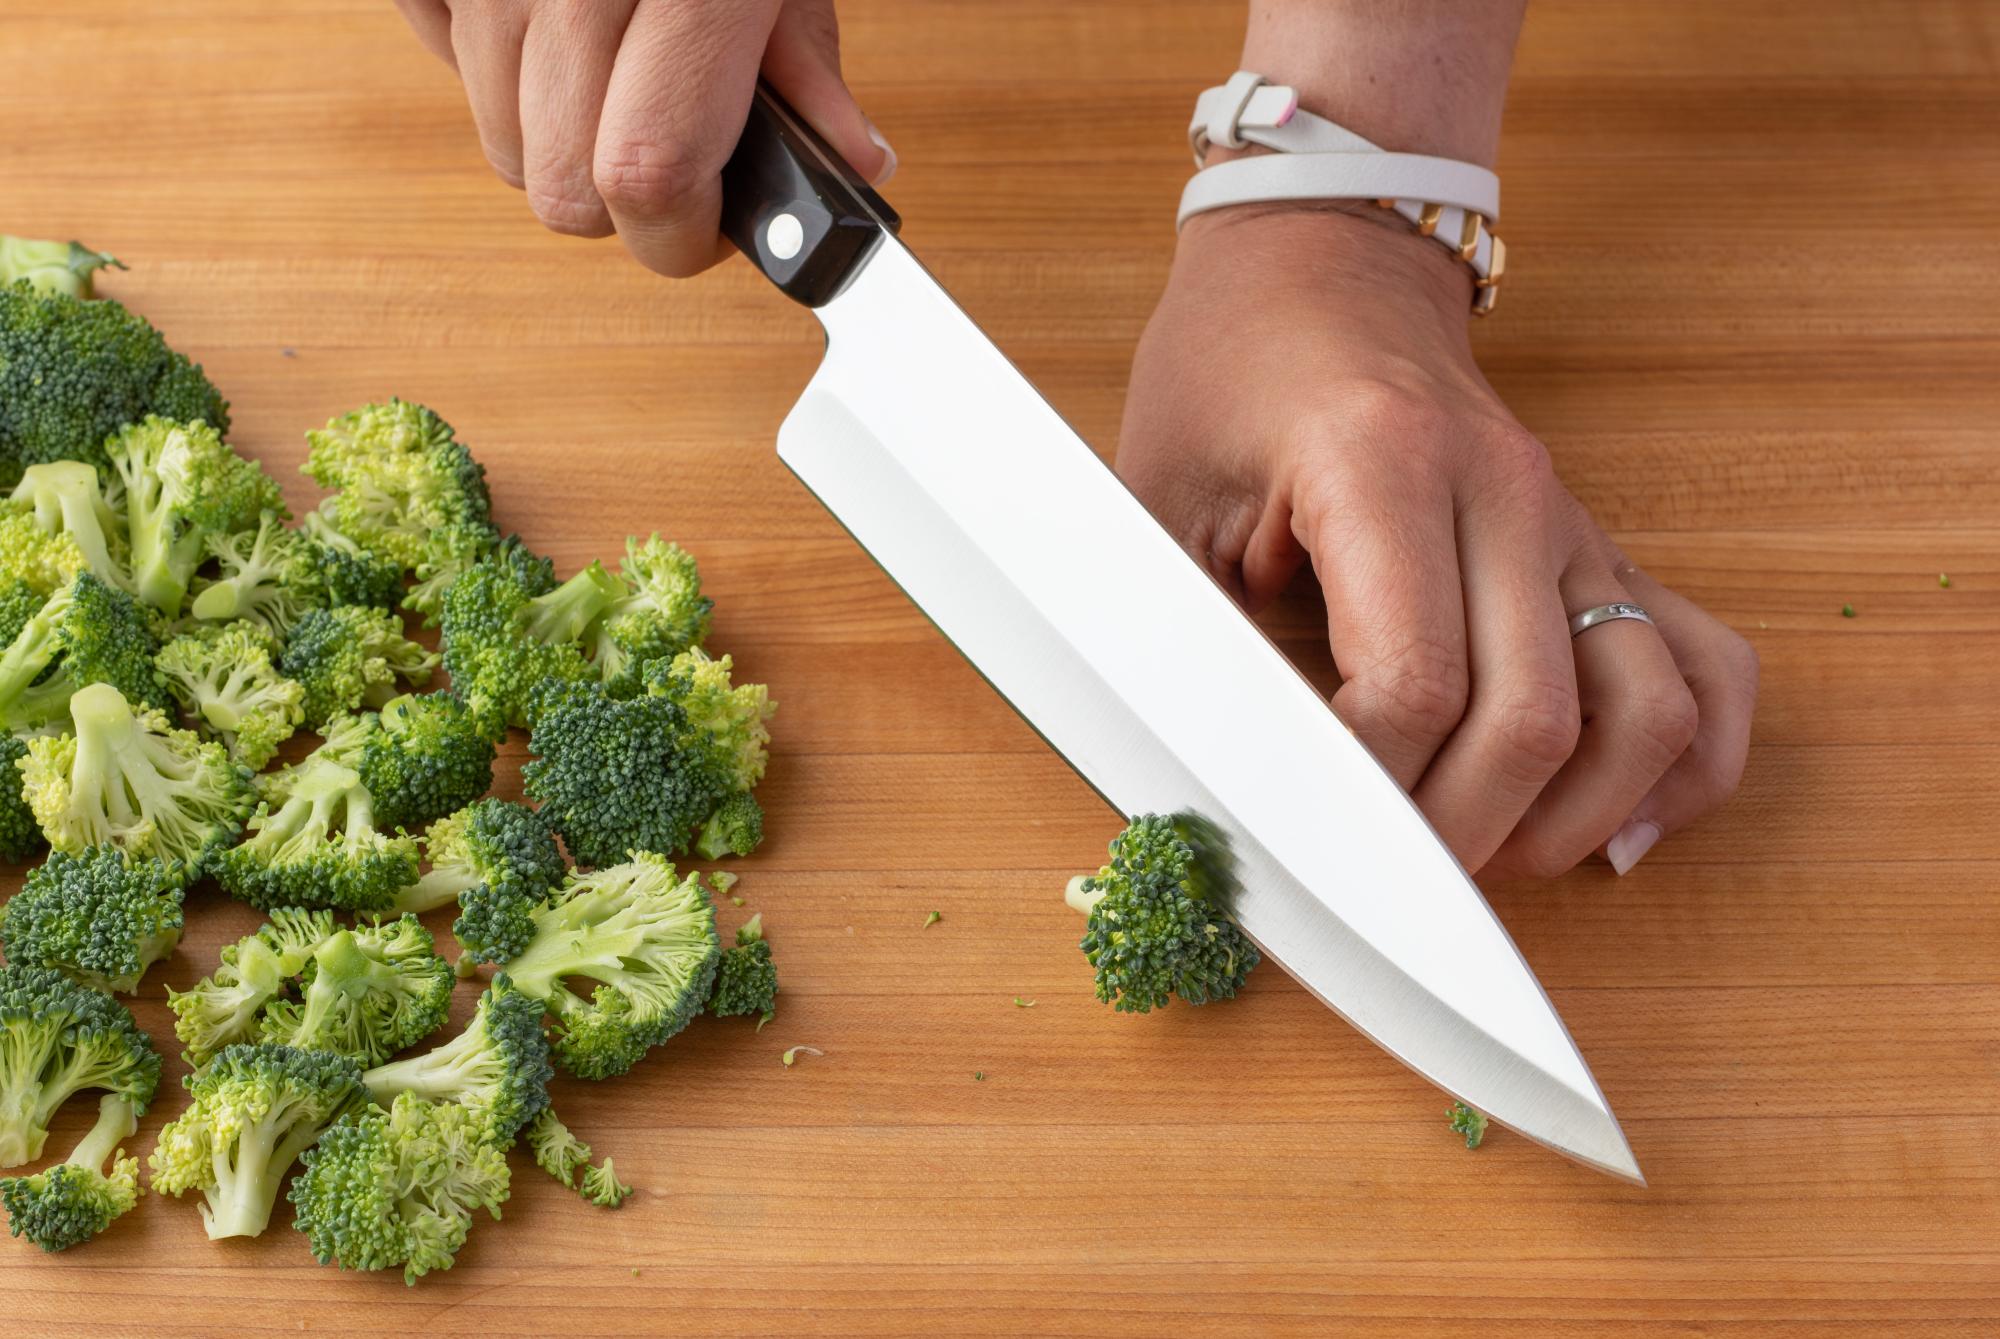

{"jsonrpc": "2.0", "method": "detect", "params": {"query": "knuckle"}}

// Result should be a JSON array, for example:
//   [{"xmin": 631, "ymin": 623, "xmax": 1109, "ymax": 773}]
[
  {"xmin": 1488, "ymin": 680, "xmax": 1581, "ymax": 782},
  {"xmin": 1623, "ymin": 681, "xmax": 1700, "ymax": 771},
  {"xmin": 1352, "ymin": 644, "xmax": 1470, "ymax": 750},
  {"xmin": 525, "ymin": 174, "xmax": 610, "ymax": 236},
  {"xmin": 593, "ymin": 139, "xmax": 701, "ymax": 218},
  {"xmin": 1510, "ymin": 829, "xmax": 1581, "ymax": 881},
  {"xmin": 1335, "ymin": 380, "xmax": 1449, "ymax": 449},
  {"xmin": 1695, "ymin": 735, "xmax": 1750, "ymax": 808}
]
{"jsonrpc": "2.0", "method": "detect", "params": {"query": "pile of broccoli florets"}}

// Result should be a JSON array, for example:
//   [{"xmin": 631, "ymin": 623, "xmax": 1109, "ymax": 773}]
[{"xmin": 0, "ymin": 237, "xmax": 784, "ymax": 1272}]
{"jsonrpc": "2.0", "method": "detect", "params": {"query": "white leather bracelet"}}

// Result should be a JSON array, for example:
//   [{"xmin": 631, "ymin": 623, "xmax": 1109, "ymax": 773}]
[{"xmin": 1179, "ymin": 72, "xmax": 1507, "ymax": 315}]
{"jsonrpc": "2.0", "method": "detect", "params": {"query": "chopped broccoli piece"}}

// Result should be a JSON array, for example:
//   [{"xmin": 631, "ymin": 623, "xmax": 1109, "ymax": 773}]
[
  {"xmin": 298, "ymin": 506, "xmax": 407, "ymax": 610},
  {"xmin": 1065, "ymin": 814, "xmax": 1259, "ymax": 1014},
  {"xmin": 360, "ymin": 979, "xmax": 552, "ymax": 1141},
  {"xmin": 155, "ymin": 621, "xmax": 305, "ymax": 769},
  {"xmin": 0, "ymin": 734, "xmax": 45, "ymax": 863},
  {"xmin": 148, "ymin": 1043, "xmax": 365, "ymax": 1239},
  {"xmin": 210, "ymin": 756, "xmax": 419, "ymax": 912},
  {"xmin": 303, "ymin": 401, "xmax": 494, "ymax": 571},
  {"xmin": 440, "ymin": 552, "xmax": 623, "ymax": 733},
  {"xmin": 185, "ymin": 509, "xmax": 325, "ymax": 635},
  {"xmin": 641, "ymin": 647, "xmax": 774, "ymax": 792},
  {"xmin": 1448, "ymin": 1103, "xmax": 1489, "ymax": 1149},
  {"xmin": 521, "ymin": 679, "xmax": 726, "ymax": 867},
  {"xmin": 5, "ymin": 462, "xmax": 124, "ymax": 591},
  {"xmin": 0, "ymin": 570, "xmax": 164, "ymax": 734},
  {"xmin": 694, "ymin": 790, "xmax": 765, "ymax": 861},
  {"xmin": 258, "ymin": 917, "xmax": 453, "ymax": 1066},
  {"xmin": 0, "ymin": 1092, "xmax": 143, "ymax": 1252},
  {"xmin": 279, "ymin": 604, "xmax": 437, "ymax": 727},
  {"xmin": 525, "ymin": 1107, "xmax": 593, "ymax": 1187},
  {"xmin": 167, "ymin": 908, "xmax": 337, "ymax": 1067},
  {"xmin": 579, "ymin": 1158, "xmax": 631, "ymax": 1209},
  {"xmin": 0, "ymin": 845, "xmax": 187, "ymax": 993},
  {"xmin": 594, "ymin": 536, "xmax": 712, "ymax": 692},
  {"xmin": 391, "ymin": 798, "xmax": 565, "ymax": 967},
  {"xmin": 0, "ymin": 964, "xmax": 160, "ymax": 1168},
  {"xmin": 290, "ymin": 1091, "xmax": 511, "ymax": 1285},
  {"xmin": 707, "ymin": 913, "xmax": 777, "ymax": 1020},
  {"xmin": 0, "ymin": 286, "xmax": 229, "ymax": 476},
  {"xmin": 104, "ymin": 416, "xmax": 283, "ymax": 615},
  {"xmin": 21, "ymin": 680, "xmax": 254, "ymax": 868},
  {"xmin": 0, "ymin": 236, "xmax": 124, "ymax": 301},
  {"xmin": 504, "ymin": 853, "xmax": 722, "ymax": 1079},
  {"xmin": 780, "ymin": 1045, "xmax": 821, "ymax": 1068}
]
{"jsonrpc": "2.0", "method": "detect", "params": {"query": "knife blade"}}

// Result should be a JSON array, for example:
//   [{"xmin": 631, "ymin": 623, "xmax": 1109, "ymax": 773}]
[{"xmin": 720, "ymin": 86, "xmax": 1641, "ymax": 1183}]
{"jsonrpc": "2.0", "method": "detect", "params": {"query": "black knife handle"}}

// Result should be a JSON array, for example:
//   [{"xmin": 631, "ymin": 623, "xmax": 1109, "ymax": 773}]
[{"xmin": 720, "ymin": 82, "xmax": 900, "ymax": 308}]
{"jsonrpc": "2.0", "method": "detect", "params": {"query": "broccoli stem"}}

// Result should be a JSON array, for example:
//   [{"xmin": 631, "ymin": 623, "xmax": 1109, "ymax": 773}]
[
  {"xmin": 290, "ymin": 931, "xmax": 395, "ymax": 1041},
  {"xmin": 522, "ymin": 565, "xmax": 623, "ymax": 644},
  {"xmin": 202, "ymin": 1114, "xmax": 282, "ymax": 1239},
  {"xmin": 70, "ymin": 1093, "xmax": 138, "ymax": 1173},
  {"xmin": 391, "ymin": 866, "xmax": 478, "ymax": 916},
  {"xmin": 1064, "ymin": 875, "xmax": 1105, "ymax": 917},
  {"xmin": 361, "ymin": 1028, "xmax": 484, "ymax": 1105},
  {"xmin": 188, "ymin": 580, "xmax": 246, "ymax": 622},
  {"xmin": 0, "ymin": 1068, "xmax": 51, "ymax": 1166}
]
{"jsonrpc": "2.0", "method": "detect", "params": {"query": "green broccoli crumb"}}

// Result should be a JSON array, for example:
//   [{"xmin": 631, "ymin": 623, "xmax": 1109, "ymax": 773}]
[{"xmin": 1448, "ymin": 1102, "xmax": 1489, "ymax": 1149}]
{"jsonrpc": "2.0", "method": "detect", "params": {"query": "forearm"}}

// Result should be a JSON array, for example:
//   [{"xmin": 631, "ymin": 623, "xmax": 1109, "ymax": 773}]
[{"xmin": 1232, "ymin": 0, "xmax": 1525, "ymax": 166}]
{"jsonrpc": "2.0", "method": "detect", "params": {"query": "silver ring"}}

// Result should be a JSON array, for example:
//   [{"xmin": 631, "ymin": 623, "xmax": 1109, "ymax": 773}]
[{"xmin": 1568, "ymin": 602, "xmax": 1654, "ymax": 638}]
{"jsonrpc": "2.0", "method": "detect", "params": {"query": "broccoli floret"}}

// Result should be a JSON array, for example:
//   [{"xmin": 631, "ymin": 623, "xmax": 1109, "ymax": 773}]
[
  {"xmin": 155, "ymin": 621, "xmax": 305, "ymax": 769},
  {"xmin": 521, "ymin": 680, "xmax": 724, "ymax": 867},
  {"xmin": 401, "ymin": 520, "xmax": 500, "ymax": 625},
  {"xmin": 1448, "ymin": 1103, "xmax": 1490, "ymax": 1149},
  {"xmin": 148, "ymin": 1043, "xmax": 365, "ymax": 1239},
  {"xmin": 0, "ymin": 963, "xmax": 160, "ymax": 1168},
  {"xmin": 104, "ymin": 416, "xmax": 283, "ymax": 616},
  {"xmin": 391, "ymin": 798, "xmax": 565, "ymax": 968},
  {"xmin": 0, "ymin": 286, "xmax": 229, "ymax": 475},
  {"xmin": 185, "ymin": 509, "xmax": 325, "ymax": 635},
  {"xmin": 579, "ymin": 1158, "xmax": 632, "ymax": 1209},
  {"xmin": 1065, "ymin": 814, "xmax": 1260, "ymax": 1014},
  {"xmin": 303, "ymin": 401, "xmax": 495, "ymax": 570},
  {"xmin": 359, "ymin": 979, "xmax": 553, "ymax": 1142},
  {"xmin": 694, "ymin": 790, "xmax": 765, "ymax": 861},
  {"xmin": 0, "ymin": 1092, "xmax": 143, "ymax": 1252},
  {"xmin": 0, "ymin": 845, "xmax": 187, "ymax": 994},
  {"xmin": 440, "ymin": 552, "xmax": 623, "ymax": 733},
  {"xmin": 21, "ymin": 680, "xmax": 254, "ymax": 868},
  {"xmin": 593, "ymin": 536, "xmax": 712, "ymax": 692},
  {"xmin": 3, "ymin": 463, "xmax": 120, "ymax": 591},
  {"xmin": 707, "ymin": 913, "xmax": 777, "ymax": 1022},
  {"xmin": 642, "ymin": 648, "xmax": 774, "ymax": 790},
  {"xmin": 167, "ymin": 908, "xmax": 337, "ymax": 1067},
  {"xmin": 296, "ymin": 693, "xmax": 492, "ymax": 833},
  {"xmin": 0, "ymin": 236, "xmax": 124, "ymax": 301},
  {"xmin": 504, "ymin": 853, "xmax": 721, "ymax": 1080},
  {"xmin": 258, "ymin": 917, "xmax": 454, "ymax": 1066},
  {"xmin": 0, "ymin": 571, "xmax": 164, "ymax": 735},
  {"xmin": 0, "ymin": 734, "xmax": 44, "ymax": 863},
  {"xmin": 290, "ymin": 1091, "xmax": 511, "ymax": 1285},
  {"xmin": 278, "ymin": 603, "xmax": 437, "ymax": 728},
  {"xmin": 524, "ymin": 1107, "xmax": 592, "ymax": 1187},
  {"xmin": 298, "ymin": 506, "xmax": 407, "ymax": 610},
  {"xmin": 210, "ymin": 757, "xmax": 419, "ymax": 912}
]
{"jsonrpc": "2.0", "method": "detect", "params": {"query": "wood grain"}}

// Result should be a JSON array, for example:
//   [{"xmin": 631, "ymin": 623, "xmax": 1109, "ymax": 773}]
[{"xmin": 2, "ymin": 0, "xmax": 1997, "ymax": 1334}]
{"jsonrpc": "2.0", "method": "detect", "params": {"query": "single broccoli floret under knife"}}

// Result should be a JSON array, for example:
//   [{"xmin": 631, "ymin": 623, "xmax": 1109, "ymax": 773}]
[
  {"xmin": 1448, "ymin": 1103, "xmax": 1490, "ymax": 1149},
  {"xmin": 20, "ymin": 680, "xmax": 255, "ymax": 869},
  {"xmin": 104, "ymin": 416, "xmax": 284, "ymax": 615},
  {"xmin": 279, "ymin": 604, "xmax": 437, "ymax": 728},
  {"xmin": 441, "ymin": 553, "xmax": 624, "ymax": 733},
  {"xmin": 0, "ymin": 1092, "xmax": 144, "ymax": 1252},
  {"xmin": 707, "ymin": 912, "xmax": 777, "ymax": 1023},
  {"xmin": 148, "ymin": 1043, "xmax": 366, "ymax": 1240},
  {"xmin": 359, "ymin": 979, "xmax": 553, "ymax": 1142},
  {"xmin": 167, "ymin": 908, "xmax": 337, "ymax": 1067},
  {"xmin": 290, "ymin": 1090, "xmax": 512, "ymax": 1285},
  {"xmin": 593, "ymin": 536, "xmax": 712, "ymax": 692},
  {"xmin": 6, "ymin": 462, "xmax": 126, "ymax": 592},
  {"xmin": 391, "ymin": 797, "xmax": 565, "ymax": 969},
  {"xmin": 0, "ymin": 845, "xmax": 187, "ymax": 994},
  {"xmin": 156, "ymin": 621, "xmax": 305, "ymax": 770},
  {"xmin": 0, "ymin": 285, "xmax": 229, "ymax": 476},
  {"xmin": 641, "ymin": 647, "xmax": 775, "ymax": 859},
  {"xmin": 0, "ymin": 963, "xmax": 160, "ymax": 1169},
  {"xmin": 258, "ymin": 917, "xmax": 454, "ymax": 1066},
  {"xmin": 0, "ymin": 235, "xmax": 124, "ymax": 300},
  {"xmin": 1065, "ymin": 814, "xmax": 1260, "ymax": 1014},
  {"xmin": 503, "ymin": 853, "xmax": 722, "ymax": 1080},
  {"xmin": 0, "ymin": 570, "xmax": 164, "ymax": 735},
  {"xmin": 210, "ymin": 756, "xmax": 419, "ymax": 913}
]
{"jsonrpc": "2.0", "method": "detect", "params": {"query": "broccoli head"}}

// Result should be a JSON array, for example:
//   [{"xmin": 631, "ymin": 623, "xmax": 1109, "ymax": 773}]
[
  {"xmin": 392, "ymin": 797, "xmax": 565, "ymax": 968},
  {"xmin": 641, "ymin": 647, "xmax": 774, "ymax": 792},
  {"xmin": 0, "ymin": 570, "xmax": 164, "ymax": 735},
  {"xmin": 302, "ymin": 400, "xmax": 494, "ymax": 570},
  {"xmin": 0, "ymin": 734, "xmax": 45, "ymax": 863},
  {"xmin": 0, "ymin": 236, "xmax": 124, "ymax": 300},
  {"xmin": 694, "ymin": 790, "xmax": 765, "ymax": 861},
  {"xmin": 210, "ymin": 756, "xmax": 419, "ymax": 912},
  {"xmin": 290, "ymin": 1091, "xmax": 511, "ymax": 1285},
  {"xmin": 155, "ymin": 621, "xmax": 306, "ymax": 770},
  {"xmin": 0, "ymin": 845, "xmax": 187, "ymax": 994},
  {"xmin": 440, "ymin": 552, "xmax": 624, "ymax": 734},
  {"xmin": 186, "ymin": 509, "xmax": 326, "ymax": 635},
  {"xmin": 148, "ymin": 1043, "xmax": 366, "ymax": 1239},
  {"xmin": 1065, "ymin": 814, "xmax": 1260, "ymax": 1014},
  {"xmin": 259, "ymin": 917, "xmax": 454, "ymax": 1066},
  {"xmin": 299, "ymin": 506, "xmax": 407, "ymax": 610},
  {"xmin": 525, "ymin": 1106, "xmax": 592, "ymax": 1187},
  {"xmin": 593, "ymin": 536, "xmax": 712, "ymax": 692},
  {"xmin": 359, "ymin": 978, "xmax": 553, "ymax": 1142},
  {"xmin": 167, "ymin": 908, "xmax": 337, "ymax": 1068},
  {"xmin": 0, "ymin": 963, "xmax": 160, "ymax": 1168},
  {"xmin": 707, "ymin": 913, "xmax": 777, "ymax": 1022},
  {"xmin": 504, "ymin": 853, "xmax": 722, "ymax": 1079},
  {"xmin": 0, "ymin": 285, "xmax": 229, "ymax": 476},
  {"xmin": 278, "ymin": 603, "xmax": 437, "ymax": 728},
  {"xmin": 579, "ymin": 1159, "xmax": 632, "ymax": 1209},
  {"xmin": 0, "ymin": 1092, "xmax": 143, "ymax": 1252},
  {"xmin": 21, "ymin": 680, "xmax": 255, "ymax": 868},
  {"xmin": 104, "ymin": 416, "xmax": 283, "ymax": 615}
]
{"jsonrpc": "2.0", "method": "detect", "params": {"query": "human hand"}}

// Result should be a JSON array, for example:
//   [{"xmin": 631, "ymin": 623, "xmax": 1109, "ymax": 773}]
[
  {"xmin": 1118, "ymin": 205, "xmax": 1756, "ymax": 878},
  {"xmin": 393, "ymin": 0, "xmax": 893, "ymax": 275}
]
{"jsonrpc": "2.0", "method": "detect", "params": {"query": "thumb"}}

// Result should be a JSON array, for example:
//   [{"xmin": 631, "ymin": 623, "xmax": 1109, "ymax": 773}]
[{"xmin": 760, "ymin": 0, "xmax": 896, "ymax": 186}]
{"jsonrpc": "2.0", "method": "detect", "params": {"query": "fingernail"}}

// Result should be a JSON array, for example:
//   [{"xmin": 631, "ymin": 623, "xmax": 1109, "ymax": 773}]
[
  {"xmin": 1606, "ymin": 819, "xmax": 1662, "ymax": 876},
  {"xmin": 865, "ymin": 120, "xmax": 898, "ymax": 187}
]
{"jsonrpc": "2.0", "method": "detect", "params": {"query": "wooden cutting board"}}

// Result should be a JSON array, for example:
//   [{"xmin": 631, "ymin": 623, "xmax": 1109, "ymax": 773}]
[{"xmin": 0, "ymin": 1, "xmax": 1994, "ymax": 1333}]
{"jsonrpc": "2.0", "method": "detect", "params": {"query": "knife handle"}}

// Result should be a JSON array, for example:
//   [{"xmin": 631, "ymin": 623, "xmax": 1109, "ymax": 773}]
[{"xmin": 721, "ymin": 82, "xmax": 901, "ymax": 308}]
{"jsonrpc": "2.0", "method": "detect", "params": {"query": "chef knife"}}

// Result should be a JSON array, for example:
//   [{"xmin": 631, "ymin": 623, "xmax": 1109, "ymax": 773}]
[{"xmin": 719, "ymin": 85, "xmax": 1642, "ymax": 1183}]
